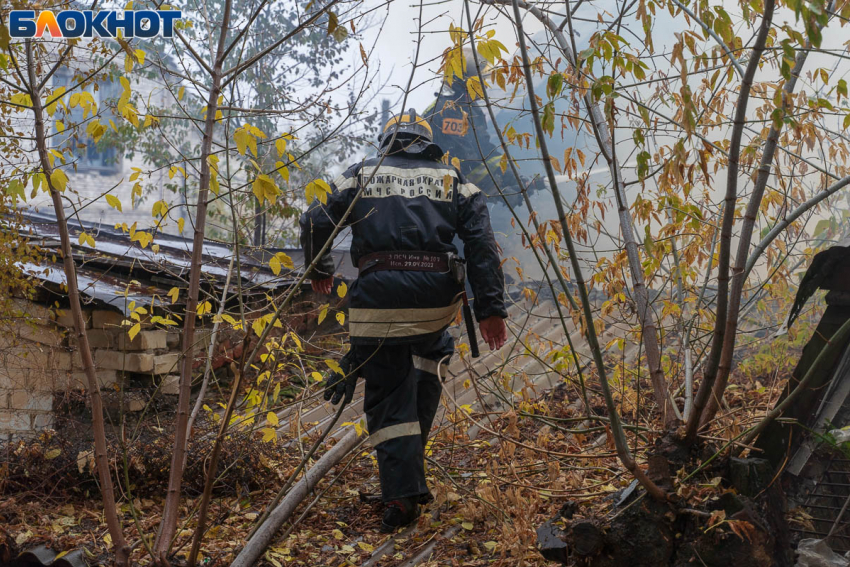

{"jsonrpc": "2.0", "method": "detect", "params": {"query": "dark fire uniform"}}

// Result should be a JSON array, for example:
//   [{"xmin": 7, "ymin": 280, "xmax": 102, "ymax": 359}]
[
  {"xmin": 426, "ymin": 82, "xmax": 517, "ymax": 199},
  {"xmin": 300, "ymin": 135, "xmax": 507, "ymax": 503}
]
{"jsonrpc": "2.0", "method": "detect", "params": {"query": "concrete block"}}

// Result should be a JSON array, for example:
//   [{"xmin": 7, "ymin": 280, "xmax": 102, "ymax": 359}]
[
  {"xmin": 26, "ymin": 370, "xmax": 60, "ymax": 393},
  {"xmin": 31, "ymin": 413, "xmax": 54, "ymax": 430},
  {"xmin": 9, "ymin": 391, "xmax": 53, "ymax": 412},
  {"xmin": 69, "ymin": 329, "xmax": 116, "ymax": 350},
  {"xmin": 194, "ymin": 329, "xmax": 214, "ymax": 350},
  {"xmin": 154, "ymin": 353, "xmax": 180, "ymax": 375},
  {"xmin": 53, "ymin": 349, "xmax": 74, "ymax": 371},
  {"xmin": 67, "ymin": 370, "xmax": 120, "ymax": 390},
  {"xmin": 92, "ymin": 310, "xmax": 125, "ymax": 329},
  {"xmin": 55, "ymin": 307, "xmax": 93, "ymax": 329},
  {"xmin": 10, "ymin": 298, "xmax": 55, "ymax": 325},
  {"xmin": 117, "ymin": 329, "xmax": 167, "ymax": 351},
  {"xmin": 160, "ymin": 375, "xmax": 180, "ymax": 395},
  {"xmin": 166, "ymin": 330, "xmax": 180, "ymax": 349},
  {"xmin": 0, "ymin": 346, "xmax": 54, "ymax": 376},
  {"xmin": 95, "ymin": 350, "xmax": 154, "ymax": 373},
  {"xmin": 0, "ymin": 410, "xmax": 32, "ymax": 432},
  {"xmin": 14, "ymin": 321, "xmax": 65, "ymax": 347}
]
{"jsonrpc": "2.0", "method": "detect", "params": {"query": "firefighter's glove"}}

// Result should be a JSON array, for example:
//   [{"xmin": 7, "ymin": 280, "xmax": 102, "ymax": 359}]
[{"xmin": 324, "ymin": 352, "xmax": 358, "ymax": 406}]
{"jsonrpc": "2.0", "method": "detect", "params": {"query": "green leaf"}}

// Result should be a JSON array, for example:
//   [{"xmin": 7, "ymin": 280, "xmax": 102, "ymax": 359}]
[
  {"xmin": 541, "ymin": 102, "xmax": 555, "ymax": 136},
  {"xmin": 547, "ymin": 73, "xmax": 563, "ymax": 98}
]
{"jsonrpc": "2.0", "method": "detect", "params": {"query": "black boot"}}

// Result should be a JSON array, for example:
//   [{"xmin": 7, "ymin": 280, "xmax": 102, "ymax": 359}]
[
  {"xmin": 381, "ymin": 497, "xmax": 420, "ymax": 532},
  {"xmin": 418, "ymin": 491, "xmax": 434, "ymax": 505}
]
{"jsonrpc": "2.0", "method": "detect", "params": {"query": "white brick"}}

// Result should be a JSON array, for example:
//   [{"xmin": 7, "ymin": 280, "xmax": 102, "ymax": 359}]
[
  {"xmin": 166, "ymin": 330, "xmax": 180, "ymax": 349},
  {"xmin": 55, "ymin": 307, "xmax": 93, "ymax": 329},
  {"xmin": 160, "ymin": 375, "xmax": 180, "ymax": 395},
  {"xmin": 14, "ymin": 321, "xmax": 65, "ymax": 347},
  {"xmin": 66, "ymin": 370, "xmax": 120, "ymax": 390},
  {"xmin": 95, "ymin": 350, "xmax": 154, "ymax": 373},
  {"xmin": 117, "ymin": 330, "xmax": 167, "ymax": 351},
  {"xmin": 154, "ymin": 353, "xmax": 180, "ymax": 375},
  {"xmin": 0, "ymin": 411, "xmax": 32, "ymax": 432},
  {"xmin": 31, "ymin": 413, "xmax": 54, "ymax": 430},
  {"xmin": 9, "ymin": 391, "xmax": 53, "ymax": 412},
  {"xmin": 0, "ymin": 346, "xmax": 53, "ymax": 374},
  {"xmin": 69, "ymin": 329, "xmax": 116, "ymax": 350},
  {"xmin": 54, "ymin": 349, "xmax": 74, "ymax": 371},
  {"xmin": 92, "ymin": 310, "xmax": 125, "ymax": 329},
  {"xmin": 10, "ymin": 299, "xmax": 55, "ymax": 325}
]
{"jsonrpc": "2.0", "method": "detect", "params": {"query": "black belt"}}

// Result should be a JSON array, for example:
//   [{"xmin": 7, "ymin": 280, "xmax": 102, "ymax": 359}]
[{"xmin": 358, "ymin": 251, "xmax": 451, "ymax": 277}]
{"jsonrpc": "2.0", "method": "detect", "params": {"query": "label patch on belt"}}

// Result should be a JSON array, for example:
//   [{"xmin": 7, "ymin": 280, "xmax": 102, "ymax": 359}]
[
  {"xmin": 441, "ymin": 117, "xmax": 468, "ymax": 136},
  {"xmin": 379, "ymin": 252, "xmax": 445, "ymax": 270}
]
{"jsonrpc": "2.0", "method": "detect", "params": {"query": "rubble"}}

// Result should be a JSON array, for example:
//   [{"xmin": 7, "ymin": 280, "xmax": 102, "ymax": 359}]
[{"xmin": 796, "ymin": 539, "xmax": 850, "ymax": 567}]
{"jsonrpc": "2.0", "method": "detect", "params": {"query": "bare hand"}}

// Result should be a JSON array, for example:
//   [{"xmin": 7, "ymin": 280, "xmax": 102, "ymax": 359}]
[
  {"xmin": 479, "ymin": 316, "xmax": 507, "ymax": 350},
  {"xmin": 312, "ymin": 277, "xmax": 334, "ymax": 295}
]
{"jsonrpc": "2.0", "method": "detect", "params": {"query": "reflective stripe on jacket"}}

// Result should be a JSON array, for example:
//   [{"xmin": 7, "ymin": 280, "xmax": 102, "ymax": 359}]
[{"xmin": 299, "ymin": 141, "xmax": 507, "ymax": 345}]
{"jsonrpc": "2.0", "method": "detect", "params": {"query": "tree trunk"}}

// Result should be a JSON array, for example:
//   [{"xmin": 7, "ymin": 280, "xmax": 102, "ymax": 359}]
[
  {"xmin": 25, "ymin": 39, "xmax": 130, "ymax": 567},
  {"xmin": 685, "ymin": 0, "xmax": 776, "ymax": 440},
  {"xmin": 153, "ymin": 1, "xmax": 233, "ymax": 561}
]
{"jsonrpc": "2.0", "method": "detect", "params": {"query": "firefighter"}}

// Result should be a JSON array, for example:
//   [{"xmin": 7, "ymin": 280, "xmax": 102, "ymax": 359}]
[
  {"xmin": 300, "ymin": 109, "xmax": 508, "ymax": 532},
  {"xmin": 425, "ymin": 47, "xmax": 521, "ymax": 204}
]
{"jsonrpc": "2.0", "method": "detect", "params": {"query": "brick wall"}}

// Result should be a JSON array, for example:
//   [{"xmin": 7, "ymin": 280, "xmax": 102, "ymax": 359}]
[{"xmin": 0, "ymin": 298, "xmax": 186, "ymax": 443}]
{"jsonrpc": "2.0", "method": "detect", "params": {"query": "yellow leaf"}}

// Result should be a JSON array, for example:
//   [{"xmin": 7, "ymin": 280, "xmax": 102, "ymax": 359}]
[
  {"xmin": 336, "ymin": 281, "xmax": 348, "ymax": 298},
  {"xmin": 45, "ymin": 448, "xmax": 62, "ymax": 459},
  {"xmin": 106, "ymin": 194, "xmax": 122, "ymax": 212},
  {"xmin": 270, "ymin": 256, "xmax": 281, "ymax": 275},
  {"xmin": 128, "ymin": 323, "xmax": 141, "ymax": 341},
  {"xmin": 466, "ymin": 76, "xmax": 484, "ymax": 100},
  {"xmin": 275, "ymin": 138, "xmax": 287, "ymax": 156},
  {"xmin": 276, "ymin": 252, "xmax": 294, "ymax": 269},
  {"xmin": 461, "ymin": 521, "xmax": 473, "ymax": 530},
  {"xmin": 324, "ymin": 360, "xmax": 342, "ymax": 375},
  {"xmin": 50, "ymin": 169, "xmax": 68, "ymax": 192},
  {"xmin": 167, "ymin": 287, "xmax": 179, "ymax": 304},
  {"xmin": 125, "ymin": 53, "xmax": 133, "ymax": 72},
  {"xmin": 311, "ymin": 371, "xmax": 324, "ymax": 383},
  {"xmin": 266, "ymin": 412, "xmax": 279, "ymax": 426},
  {"xmin": 178, "ymin": 86, "xmax": 185, "ymax": 100},
  {"xmin": 134, "ymin": 49, "xmax": 145, "ymax": 65},
  {"xmin": 318, "ymin": 304, "xmax": 329, "ymax": 324},
  {"xmin": 305, "ymin": 179, "xmax": 331, "ymax": 205},
  {"xmin": 357, "ymin": 542, "xmax": 374, "ymax": 552},
  {"xmin": 177, "ymin": 218, "xmax": 185, "ymax": 233},
  {"xmin": 336, "ymin": 312, "xmax": 345, "ymax": 325},
  {"xmin": 261, "ymin": 427, "xmax": 277, "ymax": 443}
]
